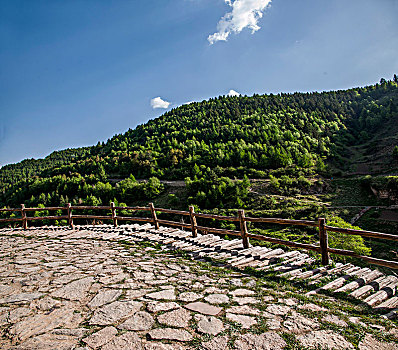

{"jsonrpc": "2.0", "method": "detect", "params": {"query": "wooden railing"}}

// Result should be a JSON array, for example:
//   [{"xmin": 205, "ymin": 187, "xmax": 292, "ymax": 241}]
[{"xmin": 1, "ymin": 203, "xmax": 397, "ymax": 270}]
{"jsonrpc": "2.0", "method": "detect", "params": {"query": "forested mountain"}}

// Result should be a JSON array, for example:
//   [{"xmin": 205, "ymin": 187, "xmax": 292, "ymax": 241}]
[
  {"xmin": 2, "ymin": 77, "xmax": 398, "ymax": 262},
  {"xmin": 0, "ymin": 77, "xmax": 397, "ymax": 213},
  {"xmin": 1, "ymin": 78, "xmax": 398, "ymax": 208}
]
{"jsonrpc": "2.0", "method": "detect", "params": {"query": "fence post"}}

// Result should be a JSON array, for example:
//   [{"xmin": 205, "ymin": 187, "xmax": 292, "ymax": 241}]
[
  {"xmin": 319, "ymin": 217, "xmax": 329, "ymax": 265},
  {"xmin": 149, "ymin": 203, "xmax": 159, "ymax": 230},
  {"xmin": 111, "ymin": 202, "xmax": 118, "ymax": 227},
  {"xmin": 67, "ymin": 203, "xmax": 74, "ymax": 228},
  {"xmin": 238, "ymin": 209, "xmax": 249, "ymax": 249},
  {"xmin": 21, "ymin": 204, "xmax": 27, "ymax": 230},
  {"xmin": 189, "ymin": 205, "xmax": 198, "ymax": 238}
]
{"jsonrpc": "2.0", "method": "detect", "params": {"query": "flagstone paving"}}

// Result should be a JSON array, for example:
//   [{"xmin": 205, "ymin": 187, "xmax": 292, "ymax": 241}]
[{"xmin": 0, "ymin": 226, "xmax": 397, "ymax": 349}]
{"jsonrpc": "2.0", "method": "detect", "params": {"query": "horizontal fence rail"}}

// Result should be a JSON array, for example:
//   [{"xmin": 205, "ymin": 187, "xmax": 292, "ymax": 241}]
[{"xmin": 0, "ymin": 203, "xmax": 397, "ymax": 269}]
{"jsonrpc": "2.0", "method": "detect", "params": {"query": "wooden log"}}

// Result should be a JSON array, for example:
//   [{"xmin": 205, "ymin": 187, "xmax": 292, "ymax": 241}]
[
  {"xmin": 247, "ymin": 233, "xmax": 321, "ymax": 252},
  {"xmin": 111, "ymin": 202, "xmax": 117, "ymax": 227},
  {"xmin": 196, "ymin": 225, "xmax": 241, "ymax": 237},
  {"xmin": 308, "ymin": 263, "xmax": 352, "ymax": 281},
  {"xmin": 325, "ymin": 225, "xmax": 398, "ymax": 241},
  {"xmin": 113, "ymin": 206, "xmax": 149, "ymax": 211},
  {"xmin": 293, "ymin": 266, "xmax": 328, "ymax": 280},
  {"xmin": 327, "ymin": 247, "xmax": 398, "ymax": 270},
  {"xmin": 192, "ymin": 212, "xmax": 239, "ymax": 222},
  {"xmin": 155, "ymin": 208, "xmax": 190, "ymax": 216},
  {"xmin": 350, "ymin": 275, "xmax": 393, "ymax": 299},
  {"xmin": 256, "ymin": 251, "xmax": 301, "ymax": 268},
  {"xmin": 320, "ymin": 266, "xmax": 366, "ymax": 291},
  {"xmin": 157, "ymin": 219, "xmax": 191, "ymax": 229},
  {"xmin": 0, "ymin": 208, "xmax": 20, "ymax": 212},
  {"xmin": 70, "ymin": 205, "xmax": 111, "ymax": 210},
  {"xmin": 318, "ymin": 218, "xmax": 329, "ymax": 266},
  {"xmin": 245, "ymin": 216, "xmax": 318, "ymax": 227},
  {"xmin": 115, "ymin": 216, "xmax": 153, "ymax": 222},
  {"xmin": 189, "ymin": 206, "xmax": 198, "ymax": 238},
  {"xmin": 0, "ymin": 218, "xmax": 23, "ymax": 223},
  {"xmin": 375, "ymin": 296, "xmax": 398, "ymax": 310},
  {"xmin": 24, "ymin": 206, "xmax": 65, "ymax": 212},
  {"xmin": 280, "ymin": 267, "xmax": 305, "ymax": 278},
  {"xmin": 232, "ymin": 257, "xmax": 255, "ymax": 267},
  {"xmin": 27, "ymin": 215, "xmax": 68, "ymax": 221},
  {"xmin": 238, "ymin": 209, "xmax": 249, "ymax": 249},
  {"xmin": 207, "ymin": 237, "xmax": 229, "ymax": 247},
  {"xmin": 334, "ymin": 269, "xmax": 384, "ymax": 293},
  {"xmin": 149, "ymin": 203, "xmax": 159, "ymax": 230},
  {"xmin": 214, "ymin": 239, "xmax": 242, "ymax": 250},
  {"xmin": 67, "ymin": 203, "xmax": 74, "ymax": 228},
  {"xmin": 72, "ymin": 215, "xmax": 112, "ymax": 220},
  {"xmin": 363, "ymin": 277, "xmax": 398, "ymax": 306},
  {"xmin": 258, "ymin": 248, "xmax": 285, "ymax": 259},
  {"xmin": 21, "ymin": 204, "xmax": 27, "ymax": 230}
]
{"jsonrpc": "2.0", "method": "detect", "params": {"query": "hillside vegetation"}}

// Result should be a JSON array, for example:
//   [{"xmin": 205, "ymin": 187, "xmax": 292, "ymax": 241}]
[{"xmin": 1, "ymin": 77, "xmax": 398, "ymax": 263}]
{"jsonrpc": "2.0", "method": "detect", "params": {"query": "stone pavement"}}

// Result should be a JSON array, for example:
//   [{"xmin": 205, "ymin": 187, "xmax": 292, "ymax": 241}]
[{"xmin": 0, "ymin": 225, "xmax": 397, "ymax": 349}]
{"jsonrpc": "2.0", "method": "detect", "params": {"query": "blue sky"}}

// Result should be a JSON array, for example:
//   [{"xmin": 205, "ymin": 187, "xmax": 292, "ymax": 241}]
[{"xmin": 1, "ymin": 0, "xmax": 398, "ymax": 167}]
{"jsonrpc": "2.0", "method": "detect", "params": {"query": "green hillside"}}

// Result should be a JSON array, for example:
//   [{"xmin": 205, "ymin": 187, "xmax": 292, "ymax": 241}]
[{"xmin": 1, "ymin": 77, "xmax": 398, "ymax": 263}]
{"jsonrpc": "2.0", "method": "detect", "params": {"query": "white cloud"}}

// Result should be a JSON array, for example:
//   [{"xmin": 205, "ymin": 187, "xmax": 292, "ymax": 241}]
[
  {"xmin": 228, "ymin": 89, "xmax": 240, "ymax": 96},
  {"xmin": 208, "ymin": 0, "xmax": 272, "ymax": 44},
  {"xmin": 150, "ymin": 97, "xmax": 171, "ymax": 109}
]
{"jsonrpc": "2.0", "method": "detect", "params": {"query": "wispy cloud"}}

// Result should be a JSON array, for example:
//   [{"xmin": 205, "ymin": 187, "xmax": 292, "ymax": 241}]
[
  {"xmin": 208, "ymin": 0, "xmax": 272, "ymax": 44},
  {"xmin": 150, "ymin": 97, "xmax": 171, "ymax": 109},
  {"xmin": 228, "ymin": 89, "xmax": 240, "ymax": 96}
]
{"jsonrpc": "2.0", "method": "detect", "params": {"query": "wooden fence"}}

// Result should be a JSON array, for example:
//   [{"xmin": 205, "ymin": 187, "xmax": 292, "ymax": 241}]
[{"xmin": 0, "ymin": 203, "xmax": 397, "ymax": 270}]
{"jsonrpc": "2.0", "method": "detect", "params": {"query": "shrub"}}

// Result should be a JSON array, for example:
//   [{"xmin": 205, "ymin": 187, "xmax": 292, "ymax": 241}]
[{"xmin": 326, "ymin": 216, "xmax": 371, "ymax": 256}]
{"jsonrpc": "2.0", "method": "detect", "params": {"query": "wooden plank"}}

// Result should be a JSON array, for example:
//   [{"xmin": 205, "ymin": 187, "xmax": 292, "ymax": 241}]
[
  {"xmin": 193, "ymin": 212, "xmax": 239, "ymax": 222},
  {"xmin": 325, "ymin": 225, "xmax": 398, "ymax": 241},
  {"xmin": 328, "ymin": 248, "xmax": 398, "ymax": 270},
  {"xmin": 247, "ymin": 233, "xmax": 321, "ymax": 252},
  {"xmin": 245, "ymin": 216, "xmax": 318, "ymax": 227}
]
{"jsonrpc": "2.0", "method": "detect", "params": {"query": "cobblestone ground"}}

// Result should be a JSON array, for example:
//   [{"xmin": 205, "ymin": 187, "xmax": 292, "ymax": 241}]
[{"xmin": 0, "ymin": 229, "xmax": 397, "ymax": 349}]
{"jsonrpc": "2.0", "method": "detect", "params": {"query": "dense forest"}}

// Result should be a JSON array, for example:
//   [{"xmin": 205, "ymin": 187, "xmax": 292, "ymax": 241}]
[
  {"xmin": 1, "ymin": 77, "xmax": 398, "ymax": 206},
  {"xmin": 1, "ymin": 77, "xmax": 398, "ymax": 262}
]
